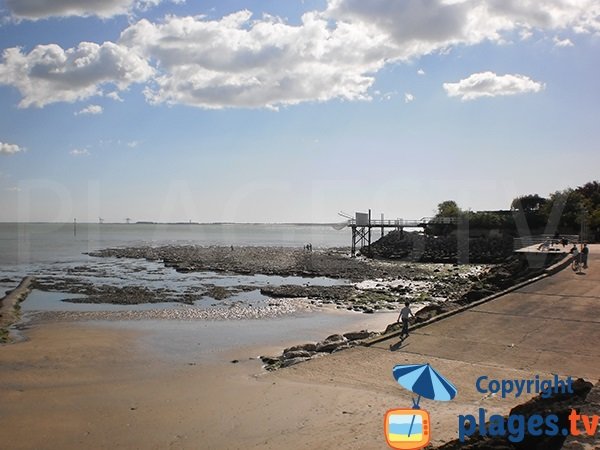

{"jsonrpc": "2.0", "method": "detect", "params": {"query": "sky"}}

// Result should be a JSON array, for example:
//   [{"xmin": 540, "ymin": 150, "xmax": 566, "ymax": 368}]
[{"xmin": 0, "ymin": 0, "xmax": 599, "ymax": 223}]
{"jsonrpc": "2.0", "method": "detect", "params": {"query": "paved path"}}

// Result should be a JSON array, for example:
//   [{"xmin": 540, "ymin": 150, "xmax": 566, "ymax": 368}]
[
  {"xmin": 371, "ymin": 246, "xmax": 600, "ymax": 379},
  {"xmin": 277, "ymin": 245, "xmax": 600, "ymax": 447}
]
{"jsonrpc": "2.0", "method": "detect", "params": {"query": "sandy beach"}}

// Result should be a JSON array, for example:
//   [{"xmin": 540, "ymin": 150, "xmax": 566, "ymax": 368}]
[
  {"xmin": 0, "ymin": 310, "xmax": 400, "ymax": 449},
  {"xmin": 1, "ymin": 247, "xmax": 599, "ymax": 449}
]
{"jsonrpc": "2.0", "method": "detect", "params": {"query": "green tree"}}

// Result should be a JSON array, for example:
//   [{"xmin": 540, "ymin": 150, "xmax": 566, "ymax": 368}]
[
  {"xmin": 436, "ymin": 200, "xmax": 461, "ymax": 217},
  {"xmin": 575, "ymin": 181, "xmax": 600, "ymax": 240},
  {"xmin": 541, "ymin": 189, "xmax": 586, "ymax": 233},
  {"xmin": 510, "ymin": 194, "xmax": 548, "ymax": 212}
]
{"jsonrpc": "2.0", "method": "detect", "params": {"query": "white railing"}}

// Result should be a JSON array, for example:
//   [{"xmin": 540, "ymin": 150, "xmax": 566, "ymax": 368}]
[
  {"xmin": 513, "ymin": 234, "xmax": 580, "ymax": 250},
  {"xmin": 348, "ymin": 217, "xmax": 459, "ymax": 227}
]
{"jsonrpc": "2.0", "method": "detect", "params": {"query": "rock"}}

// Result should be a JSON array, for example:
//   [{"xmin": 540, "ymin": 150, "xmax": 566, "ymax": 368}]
[
  {"xmin": 331, "ymin": 344, "xmax": 350, "ymax": 353},
  {"xmin": 414, "ymin": 303, "xmax": 457, "ymax": 322},
  {"xmin": 323, "ymin": 334, "xmax": 346, "ymax": 343},
  {"xmin": 260, "ymin": 356, "xmax": 281, "ymax": 366},
  {"xmin": 316, "ymin": 342, "xmax": 342, "ymax": 353},
  {"xmin": 316, "ymin": 337, "xmax": 347, "ymax": 353},
  {"xmin": 384, "ymin": 322, "xmax": 402, "ymax": 334},
  {"xmin": 280, "ymin": 357, "xmax": 311, "ymax": 368},
  {"xmin": 283, "ymin": 350, "xmax": 313, "ymax": 359},
  {"xmin": 205, "ymin": 286, "xmax": 231, "ymax": 300},
  {"xmin": 343, "ymin": 330, "xmax": 373, "ymax": 341},
  {"xmin": 462, "ymin": 288, "xmax": 495, "ymax": 303},
  {"xmin": 283, "ymin": 343, "xmax": 317, "ymax": 353}
]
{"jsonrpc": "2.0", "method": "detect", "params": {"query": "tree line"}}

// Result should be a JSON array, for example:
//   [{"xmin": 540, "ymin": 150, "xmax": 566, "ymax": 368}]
[{"xmin": 432, "ymin": 181, "xmax": 600, "ymax": 242}]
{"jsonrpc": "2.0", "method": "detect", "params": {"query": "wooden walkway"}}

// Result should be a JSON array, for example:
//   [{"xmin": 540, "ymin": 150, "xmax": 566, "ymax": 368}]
[{"xmin": 348, "ymin": 216, "xmax": 459, "ymax": 255}]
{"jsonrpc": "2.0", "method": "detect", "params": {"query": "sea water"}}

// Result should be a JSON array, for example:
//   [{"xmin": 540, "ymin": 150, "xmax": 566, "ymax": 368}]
[
  {"xmin": 1, "ymin": 222, "xmax": 399, "ymax": 360},
  {"xmin": 0, "ymin": 222, "xmax": 351, "ymax": 310}
]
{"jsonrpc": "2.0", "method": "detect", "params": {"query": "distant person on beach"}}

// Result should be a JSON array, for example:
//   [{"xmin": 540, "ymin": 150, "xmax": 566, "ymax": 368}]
[
  {"xmin": 397, "ymin": 301, "xmax": 414, "ymax": 339},
  {"xmin": 581, "ymin": 243, "xmax": 589, "ymax": 269}
]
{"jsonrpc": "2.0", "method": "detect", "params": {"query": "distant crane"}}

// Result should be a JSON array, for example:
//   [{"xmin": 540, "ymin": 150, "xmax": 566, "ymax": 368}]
[{"xmin": 125, "ymin": 218, "xmax": 131, "ymax": 224}]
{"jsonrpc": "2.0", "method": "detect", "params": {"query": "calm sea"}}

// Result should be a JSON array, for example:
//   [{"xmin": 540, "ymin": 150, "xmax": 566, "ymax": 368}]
[
  {"xmin": 0, "ymin": 222, "xmax": 351, "ymax": 306},
  {"xmin": 0, "ymin": 222, "xmax": 350, "ymax": 267},
  {"xmin": 0, "ymin": 222, "xmax": 398, "ymax": 352}
]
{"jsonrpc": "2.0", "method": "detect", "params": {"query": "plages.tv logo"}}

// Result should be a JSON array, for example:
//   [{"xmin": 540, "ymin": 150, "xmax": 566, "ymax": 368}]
[{"xmin": 384, "ymin": 363, "xmax": 458, "ymax": 450}]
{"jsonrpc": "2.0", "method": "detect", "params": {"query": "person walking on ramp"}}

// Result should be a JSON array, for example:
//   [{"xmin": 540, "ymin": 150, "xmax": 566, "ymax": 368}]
[{"xmin": 397, "ymin": 301, "xmax": 415, "ymax": 339}]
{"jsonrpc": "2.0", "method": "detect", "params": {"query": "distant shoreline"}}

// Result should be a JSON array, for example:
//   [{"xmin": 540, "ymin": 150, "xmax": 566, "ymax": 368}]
[{"xmin": 0, "ymin": 221, "xmax": 342, "ymax": 226}]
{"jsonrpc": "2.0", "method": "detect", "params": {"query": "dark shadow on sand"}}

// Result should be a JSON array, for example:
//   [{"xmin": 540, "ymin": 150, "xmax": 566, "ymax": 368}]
[{"xmin": 389, "ymin": 339, "xmax": 409, "ymax": 352}]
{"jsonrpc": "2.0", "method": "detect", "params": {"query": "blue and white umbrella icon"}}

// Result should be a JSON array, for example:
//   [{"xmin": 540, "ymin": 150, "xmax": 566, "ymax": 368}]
[{"xmin": 392, "ymin": 363, "xmax": 458, "ymax": 437}]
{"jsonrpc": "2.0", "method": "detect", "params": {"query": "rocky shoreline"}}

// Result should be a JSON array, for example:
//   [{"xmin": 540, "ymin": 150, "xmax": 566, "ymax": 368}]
[
  {"xmin": 29, "ymin": 246, "xmax": 493, "ymax": 315},
  {"xmin": 27, "ymin": 245, "xmax": 564, "ymax": 327},
  {"xmin": 259, "ymin": 330, "xmax": 378, "ymax": 370},
  {"xmin": 0, "ymin": 276, "xmax": 33, "ymax": 342},
  {"xmin": 25, "ymin": 245, "xmax": 565, "ymax": 370},
  {"xmin": 87, "ymin": 245, "xmax": 434, "ymax": 281},
  {"xmin": 257, "ymin": 252, "xmax": 565, "ymax": 370}
]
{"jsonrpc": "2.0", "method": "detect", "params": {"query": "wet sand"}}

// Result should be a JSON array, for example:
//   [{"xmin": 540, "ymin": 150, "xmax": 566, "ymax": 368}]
[{"xmin": 0, "ymin": 309, "xmax": 400, "ymax": 450}]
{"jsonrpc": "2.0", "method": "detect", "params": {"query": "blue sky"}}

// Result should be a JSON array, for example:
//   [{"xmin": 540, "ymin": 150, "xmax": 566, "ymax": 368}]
[{"xmin": 1, "ymin": 0, "xmax": 599, "ymax": 223}]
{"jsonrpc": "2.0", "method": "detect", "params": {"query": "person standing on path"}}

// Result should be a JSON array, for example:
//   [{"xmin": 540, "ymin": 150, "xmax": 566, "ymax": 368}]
[
  {"xmin": 581, "ymin": 243, "xmax": 589, "ymax": 269},
  {"xmin": 397, "ymin": 301, "xmax": 414, "ymax": 339}
]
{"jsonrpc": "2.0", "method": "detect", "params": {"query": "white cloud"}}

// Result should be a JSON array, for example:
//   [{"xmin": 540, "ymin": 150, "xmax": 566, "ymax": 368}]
[
  {"xmin": 376, "ymin": 90, "xmax": 397, "ymax": 101},
  {"xmin": 119, "ymin": 11, "xmax": 386, "ymax": 109},
  {"xmin": 404, "ymin": 92, "xmax": 415, "ymax": 103},
  {"xmin": 519, "ymin": 29, "xmax": 534, "ymax": 40},
  {"xmin": 417, "ymin": 69, "xmax": 426, "ymax": 75},
  {"xmin": 75, "ymin": 104, "xmax": 103, "ymax": 116},
  {"xmin": 70, "ymin": 148, "xmax": 90, "ymax": 156},
  {"xmin": 127, "ymin": 140, "xmax": 141, "ymax": 148},
  {"xmin": 443, "ymin": 71, "xmax": 545, "ymax": 101},
  {"xmin": 0, "ymin": 42, "xmax": 153, "ymax": 108},
  {"xmin": 5, "ymin": 186, "xmax": 21, "ymax": 192},
  {"xmin": 106, "ymin": 91, "xmax": 124, "ymax": 102},
  {"xmin": 4, "ymin": 0, "xmax": 179, "ymax": 20},
  {"xmin": 0, "ymin": 141, "xmax": 25, "ymax": 154},
  {"xmin": 553, "ymin": 36, "xmax": 574, "ymax": 47},
  {"xmin": 1, "ymin": 0, "xmax": 598, "ymax": 110},
  {"xmin": 326, "ymin": 0, "xmax": 600, "ymax": 60}
]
